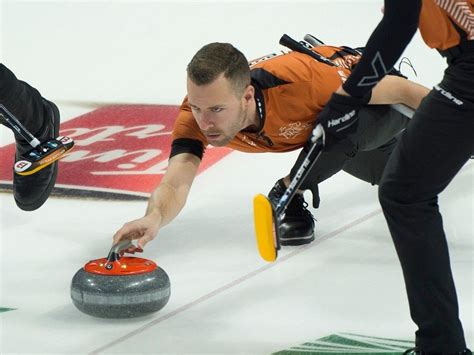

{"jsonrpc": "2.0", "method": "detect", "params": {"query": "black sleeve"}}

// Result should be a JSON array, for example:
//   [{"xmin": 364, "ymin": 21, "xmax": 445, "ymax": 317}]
[
  {"xmin": 169, "ymin": 138, "xmax": 204, "ymax": 160},
  {"xmin": 342, "ymin": 0, "xmax": 422, "ymax": 98}
]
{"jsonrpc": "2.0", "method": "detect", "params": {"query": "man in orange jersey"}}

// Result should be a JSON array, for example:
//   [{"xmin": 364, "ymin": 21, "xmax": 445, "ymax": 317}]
[
  {"xmin": 0, "ymin": 64, "xmax": 62, "ymax": 211},
  {"xmin": 113, "ymin": 42, "xmax": 428, "ymax": 249},
  {"xmin": 113, "ymin": 41, "xmax": 428, "ymax": 245},
  {"xmin": 316, "ymin": 1, "xmax": 473, "ymax": 353}
]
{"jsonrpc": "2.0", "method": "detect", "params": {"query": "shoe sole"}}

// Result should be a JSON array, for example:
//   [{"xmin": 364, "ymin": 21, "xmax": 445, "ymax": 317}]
[
  {"xmin": 14, "ymin": 99, "xmax": 60, "ymax": 211},
  {"xmin": 280, "ymin": 233, "xmax": 315, "ymax": 246}
]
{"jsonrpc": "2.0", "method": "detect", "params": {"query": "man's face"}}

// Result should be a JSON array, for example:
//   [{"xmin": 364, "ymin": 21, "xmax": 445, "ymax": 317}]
[{"xmin": 187, "ymin": 74, "xmax": 251, "ymax": 147}]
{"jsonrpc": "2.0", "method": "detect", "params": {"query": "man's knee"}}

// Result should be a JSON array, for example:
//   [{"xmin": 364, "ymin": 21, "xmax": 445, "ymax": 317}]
[
  {"xmin": 378, "ymin": 177, "xmax": 402, "ymax": 212},
  {"xmin": 379, "ymin": 175, "xmax": 428, "ymax": 213}
]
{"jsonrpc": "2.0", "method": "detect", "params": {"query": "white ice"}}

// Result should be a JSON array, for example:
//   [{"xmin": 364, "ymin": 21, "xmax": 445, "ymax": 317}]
[{"xmin": 0, "ymin": 1, "xmax": 472, "ymax": 354}]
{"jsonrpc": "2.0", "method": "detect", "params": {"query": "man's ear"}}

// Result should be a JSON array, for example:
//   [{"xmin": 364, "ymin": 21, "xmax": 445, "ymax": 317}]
[{"xmin": 243, "ymin": 85, "xmax": 255, "ymax": 103}]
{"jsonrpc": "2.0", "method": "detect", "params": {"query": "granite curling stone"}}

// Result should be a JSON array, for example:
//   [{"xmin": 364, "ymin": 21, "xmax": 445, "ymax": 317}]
[{"xmin": 71, "ymin": 241, "xmax": 170, "ymax": 318}]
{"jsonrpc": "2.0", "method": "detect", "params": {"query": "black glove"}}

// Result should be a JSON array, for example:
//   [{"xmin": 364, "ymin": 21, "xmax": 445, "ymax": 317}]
[{"xmin": 317, "ymin": 91, "xmax": 371, "ymax": 147}]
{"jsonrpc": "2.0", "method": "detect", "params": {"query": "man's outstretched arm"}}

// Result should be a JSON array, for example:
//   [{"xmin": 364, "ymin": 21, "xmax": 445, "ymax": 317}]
[
  {"xmin": 113, "ymin": 152, "xmax": 201, "ymax": 249},
  {"xmin": 342, "ymin": 0, "xmax": 422, "ymax": 98},
  {"xmin": 316, "ymin": 0, "xmax": 422, "ymax": 143}
]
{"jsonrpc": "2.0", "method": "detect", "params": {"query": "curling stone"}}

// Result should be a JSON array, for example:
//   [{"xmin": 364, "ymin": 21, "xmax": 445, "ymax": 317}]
[{"xmin": 71, "ymin": 240, "xmax": 170, "ymax": 318}]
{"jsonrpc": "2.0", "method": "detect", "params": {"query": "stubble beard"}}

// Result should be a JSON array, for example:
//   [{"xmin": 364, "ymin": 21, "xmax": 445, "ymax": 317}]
[{"xmin": 209, "ymin": 104, "xmax": 248, "ymax": 147}]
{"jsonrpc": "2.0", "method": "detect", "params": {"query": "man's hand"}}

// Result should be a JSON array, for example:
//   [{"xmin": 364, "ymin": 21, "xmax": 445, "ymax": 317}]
[
  {"xmin": 112, "ymin": 211, "xmax": 162, "ymax": 251},
  {"xmin": 317, "ymin": 90, "xmax": 371, "ymax": 147}
]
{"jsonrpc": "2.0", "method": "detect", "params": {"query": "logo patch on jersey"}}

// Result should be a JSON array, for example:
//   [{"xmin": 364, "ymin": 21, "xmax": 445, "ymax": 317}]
[
  {"xmin": 0, "ymin": 105, "xmax": 231, "ymax": 200},
  {"xmin": 278, "ymin": 121, "xmax": 313, "ymax": 139}
]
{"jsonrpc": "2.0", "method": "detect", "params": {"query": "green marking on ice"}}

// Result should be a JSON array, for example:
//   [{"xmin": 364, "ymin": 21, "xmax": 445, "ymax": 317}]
[
  {"xmin": 273, "ymin": 333, "xmax": 415, "ymax": 354},
  {"xmin": 0, "ymin": 308, "xmax": 15, "ymax": 313}
]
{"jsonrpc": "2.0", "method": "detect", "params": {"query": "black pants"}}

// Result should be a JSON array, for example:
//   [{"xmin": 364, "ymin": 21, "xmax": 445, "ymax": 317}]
[
  {"xmin": 291, "ymin": 105, "xmax": 410, "ymax": 208},
  {"xmin": 379, "ymin": 56, "xmax": 474, "ymax": 350},
  {"xmin": 0, "ymin": 63, "xmax": 46, "ymax": 139}
]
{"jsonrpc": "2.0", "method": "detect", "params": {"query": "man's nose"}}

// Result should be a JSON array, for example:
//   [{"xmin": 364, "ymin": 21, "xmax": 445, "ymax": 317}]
[{"xmin": 197, "ymin": 112, "xmax": 214, "ymax": 130}]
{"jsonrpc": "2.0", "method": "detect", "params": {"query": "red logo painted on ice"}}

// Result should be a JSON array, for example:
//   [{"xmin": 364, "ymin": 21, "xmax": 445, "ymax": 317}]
[{"xmin": 0, "ymin": 105, "xmax": 231, "ymax": 199}]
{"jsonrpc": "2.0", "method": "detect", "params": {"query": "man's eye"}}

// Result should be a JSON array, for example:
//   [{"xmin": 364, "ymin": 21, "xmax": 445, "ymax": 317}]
[
  {"xmin": 211, "ymin": 107, "xmax": 223, "ymax": 113},
  {"xmin": 191, "ymin": 106, "xmax": 200, "ymax": 112}
]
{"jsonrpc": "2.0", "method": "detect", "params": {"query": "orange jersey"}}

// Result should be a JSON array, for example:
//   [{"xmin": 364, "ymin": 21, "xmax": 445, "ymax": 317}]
[
  {"xmin": 419, "ymin": 0, "xmax": 474, "ymax": 50},
  {"xmin": 172, "ymin": 46, "xmax": 355, "ymax": 156}
]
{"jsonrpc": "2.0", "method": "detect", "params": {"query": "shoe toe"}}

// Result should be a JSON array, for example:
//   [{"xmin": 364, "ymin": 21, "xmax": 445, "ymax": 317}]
[{"xmin": 280, "ymin": 219, "xmax": 314, "ymax": 238}]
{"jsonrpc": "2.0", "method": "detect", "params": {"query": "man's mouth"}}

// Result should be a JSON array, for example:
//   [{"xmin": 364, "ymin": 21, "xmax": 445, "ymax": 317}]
[{"xmin": 205, "ymin": 132, "xmax": 221, "ymax": 139}]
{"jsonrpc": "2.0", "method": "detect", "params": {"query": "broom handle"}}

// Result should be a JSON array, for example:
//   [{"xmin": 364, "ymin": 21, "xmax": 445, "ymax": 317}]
[
  {"xmin": 0, "ymin": 104, "xmax": 41, "ymax": 148},
  {"xmin": 275, "ymin": 125, "xmax": 324, "ymax": 217}
]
